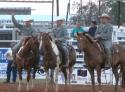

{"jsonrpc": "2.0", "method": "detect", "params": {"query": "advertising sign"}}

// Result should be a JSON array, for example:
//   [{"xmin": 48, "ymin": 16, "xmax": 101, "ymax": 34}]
[{"xmin": 0, "ymin": 48, "xmax": 8, "ymax": 78}]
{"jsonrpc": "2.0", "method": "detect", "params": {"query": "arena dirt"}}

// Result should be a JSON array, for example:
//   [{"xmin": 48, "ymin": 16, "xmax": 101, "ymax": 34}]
[{"xmin": 0, "ymin": 83, "xmax": 125, "ymax": 92}]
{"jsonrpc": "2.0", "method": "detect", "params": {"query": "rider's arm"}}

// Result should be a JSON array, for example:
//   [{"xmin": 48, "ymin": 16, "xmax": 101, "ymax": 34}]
[
  {"xmin": 12, "ymin": 15, "xmax": 24, "ymax": 31},
  {"xmin": 63, "ymin": 27, "xmax": 69, "ymax": 39}
]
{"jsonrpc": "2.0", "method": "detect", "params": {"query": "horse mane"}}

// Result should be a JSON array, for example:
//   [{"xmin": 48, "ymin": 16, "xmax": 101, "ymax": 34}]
[
  {"xmin": 41, "ymin": 32, "xmax": 57, "ymax": 69},
  {"xmin": 22, "ymin": 37, "xmax": 31, "ymax": 46},
  {"xmin": 42, "ymin": 33, "xmax": 52, "ymax": 50},
  {"xmin": 84, "ymin": 33, "xmax": 95, "ymax": 44}
]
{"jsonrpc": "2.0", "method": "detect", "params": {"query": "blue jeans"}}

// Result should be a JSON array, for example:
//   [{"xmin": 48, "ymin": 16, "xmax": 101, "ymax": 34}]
[{"xmin": 6, "ymin": 60, "xmax": 17, "ymax": 82}]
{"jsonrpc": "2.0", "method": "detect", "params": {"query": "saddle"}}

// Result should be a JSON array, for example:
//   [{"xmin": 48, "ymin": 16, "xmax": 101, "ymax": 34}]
[{"xmin": 95, "ymin": 40, "xmax": 109, "ymax": 67}]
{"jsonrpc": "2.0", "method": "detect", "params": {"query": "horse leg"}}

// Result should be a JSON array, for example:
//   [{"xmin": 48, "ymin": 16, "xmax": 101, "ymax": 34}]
[
  {"xmin": 18, "ymin": 67, "xmax": 22, "ymax": 91},
  {"xmin": 88, "ymin": 68, "xmax": 95, "ymax": 92},
  {"xmin": 50, "ymin": 69, "xmax": 55, "ymax": 85},
  {"xmin": 121, "ymin": 65, "xmax": 125, "ymax": 88},
  {"xmin": 61, "ymin": 67, "xmax": 68, "ymax": 86},
  {"xmin": 45, "ymin": 70, "xmax": 49, "ymax": 92},
  {"xmin": 31, "ymin": 67, "xmax": 37, "ymax": 89},
  {"xmin": 96, "ymin": 66, "xmax": 102, "ymax": 92},
  {"xmin": 55, "ymin": 63, "xmax": 59, "ymax": 92},
  {"xmin": 112, "ymin": 66, "xmax": 119, "ymax": 92},
  {"xmin": 26, "ymin": 67, "xmax": 31, "ymax": 91},
  {"xmin": 68, "ymin": 67, "xmax": 73, "ymax": 85}
]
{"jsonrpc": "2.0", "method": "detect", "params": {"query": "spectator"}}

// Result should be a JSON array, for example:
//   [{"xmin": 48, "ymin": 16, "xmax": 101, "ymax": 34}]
[
  {"xmin": 4, "ymin": 42, "xmax": 17, "ymax": 83},
  {"xmin": 122, "ymin": 20, "xmax": 125, "ymax": 27},
  {"xmin": 71, "ymin": 21, "xmax": 85, "ymax": 38},
  {"xmin": 88, "ymin": 21, "xmax": 97, "ymax": 37}
]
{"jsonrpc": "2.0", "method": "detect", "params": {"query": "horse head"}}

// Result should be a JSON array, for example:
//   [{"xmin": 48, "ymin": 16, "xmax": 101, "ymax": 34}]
[
  {"xmin": 32, "ymin": 36, "xmax": 39, "ymax": 49},
  {"xmin": 39, "ymin": 32, "xmax": 53, "ymax": 52},
  {"xmin": 21, "ymin": 37, "xmax": 38, "ymax": 54},
  {"xmin": 77, "ymin": 32, "xmax": 95, "ymax": 50}
]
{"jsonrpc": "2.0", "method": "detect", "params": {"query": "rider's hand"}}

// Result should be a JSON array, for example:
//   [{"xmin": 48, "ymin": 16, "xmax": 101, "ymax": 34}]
[{"xmin": 95, "ymin": 35, "xmax": 101, "ymax": 39}]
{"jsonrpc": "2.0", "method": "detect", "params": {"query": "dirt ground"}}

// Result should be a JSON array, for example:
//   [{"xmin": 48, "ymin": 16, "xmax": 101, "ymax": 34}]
[{"xmin": 0, "ymin": 83, "xmax": 125, "ymax": 92}]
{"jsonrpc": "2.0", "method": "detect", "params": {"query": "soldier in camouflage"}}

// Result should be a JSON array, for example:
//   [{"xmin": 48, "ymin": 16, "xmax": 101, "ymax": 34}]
[
  {"xmin": 95, "ymin": 14, "xmax": 113, "ymax": 67},
  {"xmin": 11, "ymin": 14, "xmax": 39, "ymax": 66},
  {"xmin": 52, "ymin": 17, "xmax": 69, "ymax": 67}
]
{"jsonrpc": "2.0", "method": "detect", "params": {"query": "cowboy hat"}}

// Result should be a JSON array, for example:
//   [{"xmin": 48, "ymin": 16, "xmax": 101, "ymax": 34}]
[
  {"xmin": 23, "ymin": 17, "xmax": 33, "ymax": 22},
  {"xmin": 55, "ymin": 16, "xmax": 65, "ymax": 21},
  {"xmin": 99, "ymin": 14, "xmax": 111, "ymax": 19}
]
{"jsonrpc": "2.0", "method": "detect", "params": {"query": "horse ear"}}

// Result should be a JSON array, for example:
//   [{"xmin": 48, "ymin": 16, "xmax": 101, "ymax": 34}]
[
  {"xmin": 83, "ymin": 32, "xmax": 86, "ymax": 35},
  {"xmin": 83, "ymin": 32, "xmax": 88, "ymax": 35},
  {"xmin": 77, "ymin": 32, "xmax": 80, "ymax": 36}
]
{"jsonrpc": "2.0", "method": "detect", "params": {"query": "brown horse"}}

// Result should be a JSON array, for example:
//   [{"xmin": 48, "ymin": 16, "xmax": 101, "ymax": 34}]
[
  {"xmin": 15, "ymin": 37, "xmax": 39, "ymax": 91},
  {"xmin": 39, "ymin": 32, "xmax": 60, "ymax": 92},
  {"xmin": 39, "ymin": 32, "xmax": 76, "ymax": 91},
  {"xmin": 112, "ymin": 44, "xmax": 125, "ymax": 92},
  {"xmin": 77, "ymin": 32, "xmax": 106, "ymax": 92},
  {"xmin": 55, "ymin": 40, "xmax": 76, "ymax": 84}
]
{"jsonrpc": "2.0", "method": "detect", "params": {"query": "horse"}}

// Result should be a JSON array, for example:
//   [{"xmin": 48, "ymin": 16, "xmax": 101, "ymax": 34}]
[
  {"xmin": 77, "ymin": 32, "xmax": 106, "ymax": 92},
  {"xmin": 112, "ymin": 44, "xmax": 125, "ymax": 92},
  {"xmin": 55, "ymin": 40, "xmax": 76, "ymax": 84},
  {"xmin": 15, "ymin": 37, "xmax": 39, "ymax": 91},
  {"xmin": 39, "ymin": 32, "xmax": 60, "ymax": 92}
]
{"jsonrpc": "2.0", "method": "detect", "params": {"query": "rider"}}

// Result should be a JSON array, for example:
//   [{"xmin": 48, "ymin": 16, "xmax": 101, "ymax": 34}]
[
  {"xmin": 52, "ymin": 16, "xmax": 69, "ymax": 68},
  {"xmin": 11, "ymin": 14, "xmax": 39, "ymax": 66},
  {"xmin": 95, "ymin": 14, "xmax": 113, "ymax": 68}
]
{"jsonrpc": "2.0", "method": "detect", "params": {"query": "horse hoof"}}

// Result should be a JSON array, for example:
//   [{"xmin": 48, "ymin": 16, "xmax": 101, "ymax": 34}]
[
  {"xmin": 45, "ymin": 89, "xmax": 48, "ymax": 92},
  {"xmin": 18, "ymin": 88, "xmax": 21, "ymax": 92},
  {"xmin": 31, "ymin": 85, "xmax": 34, "ymax": 89},
  {"xmin": 99, "ymin": 90, "xmax": 102, "ymax": 92},
  {"xmin": 26, "ymin": 88, "xmax": 30, "ymax": 91},
  {"xmin": 26, "ymin": 87, "xmax": 30, "ymax": 91}
]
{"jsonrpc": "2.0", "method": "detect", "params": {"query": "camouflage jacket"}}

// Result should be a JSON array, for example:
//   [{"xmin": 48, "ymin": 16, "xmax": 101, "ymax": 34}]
[
  {"xmin": 52, "ymin": 25, "xmax": 69, "ymax": 42},
  {"xmin": 12, "ymin": 15, "xmax": 37, "ymax": 37},
  {"xmin": 95, "ymin": 23, "xmax": 113, "ymax": 40}
]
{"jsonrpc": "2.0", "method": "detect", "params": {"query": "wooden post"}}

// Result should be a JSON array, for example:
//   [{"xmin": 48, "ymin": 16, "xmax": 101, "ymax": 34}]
[{"xmin": 118, "ymin": 1, "xmax": 121, "ymax": 28}]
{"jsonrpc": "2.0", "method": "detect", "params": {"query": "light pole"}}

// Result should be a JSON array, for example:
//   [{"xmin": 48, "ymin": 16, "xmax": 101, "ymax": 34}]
[
  {"xmin": 81, "ymin": 0, "xmax": 83, "ymax": 14},
  {"xmin": 118, "ymin": 1, "xmax": 121, "ymax": 27},
  {"xmin": 56, "ymin": 0, "xmax": 59, "ymax": 16},
  {"xmin": 99, "ymin": 0, "xmax": 101, "ymax": 16}
]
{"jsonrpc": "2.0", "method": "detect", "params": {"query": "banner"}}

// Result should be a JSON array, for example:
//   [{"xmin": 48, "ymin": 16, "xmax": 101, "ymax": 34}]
[{"xmin": 0, "ymin": 48, "xmax": 8, "ymax": 78}]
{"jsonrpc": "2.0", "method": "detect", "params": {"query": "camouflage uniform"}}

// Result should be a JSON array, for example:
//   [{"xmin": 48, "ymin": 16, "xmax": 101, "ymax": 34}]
[
  {"xmin": 12, "ymin": 16, "xmax": 39, "ymax": 64},
  {"xmin": 52, "ymin": 25, "xmax": 69, "ymax": 67},
  {"xmin": 95, "ymin": 23, "xmax": 113, "ymax": 65}
]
